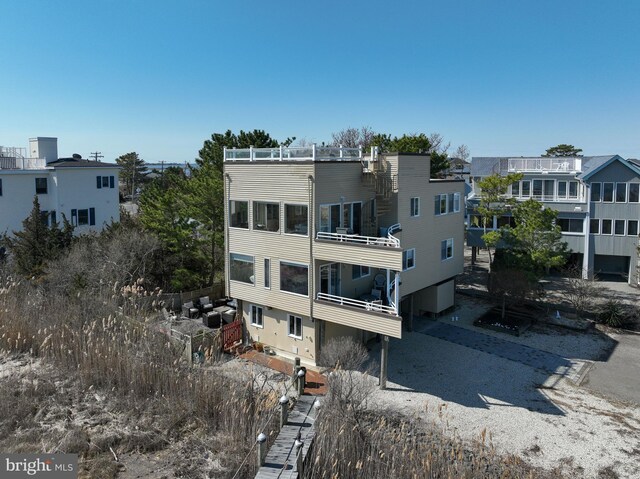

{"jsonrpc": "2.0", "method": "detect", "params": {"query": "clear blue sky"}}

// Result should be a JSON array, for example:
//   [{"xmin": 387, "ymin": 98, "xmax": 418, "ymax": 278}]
[{"xmin": 1, "ymin": 0, "xmax": 639, "ymax": 163}]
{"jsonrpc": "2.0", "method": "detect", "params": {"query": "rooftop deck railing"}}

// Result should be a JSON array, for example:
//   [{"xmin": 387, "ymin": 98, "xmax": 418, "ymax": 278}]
[
  {"xmin": 503, "ymin": 157, "xmax": 582, "ymax": 173},
  {"xmin": 0, "ymin": 157, "xmax": 47, "ymax": 170},
  {"xmin": 224, "ymin": 145, "xmax": 363, "ymax": 162},
  {"xmin": 316, "ymin": 292, "xmax": 397, "ymax": 315}
]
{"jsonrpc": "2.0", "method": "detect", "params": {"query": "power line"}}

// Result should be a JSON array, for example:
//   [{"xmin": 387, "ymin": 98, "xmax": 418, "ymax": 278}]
[{"xmin": 89, "ymin": 151, "xmax": 104, "ymax": 162}]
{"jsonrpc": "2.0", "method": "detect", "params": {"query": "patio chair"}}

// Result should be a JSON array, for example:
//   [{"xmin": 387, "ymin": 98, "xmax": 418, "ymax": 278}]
[
  {"xmin": 182, "ymin": 301, "xmax": 199, "ymax": 319},
  {"xmin": 199, "ymin": 296, "xmax": 214, "ymax": 314},
  {"xmin": 373, "ymin": 274, "xmax": 386, "ymax": 290}
]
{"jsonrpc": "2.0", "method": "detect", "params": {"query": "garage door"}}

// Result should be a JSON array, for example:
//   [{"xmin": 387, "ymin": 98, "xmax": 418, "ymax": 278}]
[{"xmin": 594, "ymin": 255, "xmax": 630, "ymax": 276}]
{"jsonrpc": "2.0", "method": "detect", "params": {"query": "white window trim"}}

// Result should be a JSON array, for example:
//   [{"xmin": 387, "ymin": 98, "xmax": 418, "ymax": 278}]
[
  {"xmin": 453, "ymin": 192, "xmax": 461, "ymax": 213},
  {"xmin": 403, "ymin": 248, "xmax": 416, "ymax": 271},
  {"xmin": 264, "ymin": 258, "xmax": 271, "ymax": 289},
  {"xmin": 628, "ymin": 183, "xmax": 640, "ymax": 203},
  {"xmin": 602, "ymin": 182, "xmax": 614, "ymax": 203},
  {"xmin": 279, "ymin": 260, "xmax": 310, "ymax": 297},
  {"xmin": 601, "ymin": 219, "xmax": 613, "ymax": 235},
  {"xmin": 287, "ymin": 314, "xmax": 303, "ymax": 339},
  {"xmin": 250, "ymin": 304, "xmax": 264, "ymax": 328},
  {"xmin": 410, "ymin": 197, "xmax": 420, "ymax": 217},
  {"xmin": 615, "ymin": 183, "xmax": 627, "ymax": 203},
  {"xmin": 590, "ymin": 219, "xmax": 600, "ymax": 235},
  {"xmin": 590, "ymin": 182, "xmax": 602, "ymax": 202},
  {"xmin": 442, "ymin": 238, "xmax": 454, "ymax": 261},
  {"xmin": 252, "ymin": 200, "xmax": 281, "ymax": 234},
  {"xmin": 283, "ymin": 202, "xmax": 309, "ymax": 237},
  {"xmin": 614, "ymin": 219, "xmax": 626, "ymax": 236},
  {"xmin": 229, "ymin": 252, "xmax": 255, "ymax": 286},
  {"xmin": 229, "ymin": 199, "xmax": 250, "ymax": 230},
  {"xmin": 627, "ymin": 220, "xmax": 639, "ymax": 236}
]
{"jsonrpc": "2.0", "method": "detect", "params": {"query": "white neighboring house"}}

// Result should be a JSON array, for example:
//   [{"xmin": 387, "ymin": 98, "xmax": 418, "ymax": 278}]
[{"xmin": 0, "ymin": 137, "xmax": 120, "ymax": 237}]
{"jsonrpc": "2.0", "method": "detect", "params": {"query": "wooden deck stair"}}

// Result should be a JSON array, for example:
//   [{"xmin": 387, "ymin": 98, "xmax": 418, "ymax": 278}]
[{"xmin": 255, "ymin": 395, "xmax": 318, "ymax": 479}]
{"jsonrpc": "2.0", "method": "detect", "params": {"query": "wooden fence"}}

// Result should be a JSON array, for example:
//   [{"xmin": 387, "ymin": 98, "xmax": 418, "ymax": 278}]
[{"xmin": 222, "ymin": 320, "xmax": 243, "ymax": 351}]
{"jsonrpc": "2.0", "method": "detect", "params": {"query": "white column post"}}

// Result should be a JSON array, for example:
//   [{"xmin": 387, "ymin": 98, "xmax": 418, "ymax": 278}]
[
  {"xmin": 394, "ymin": 272, "xmax": 400, "ymax": 315},
  {"xmin": 249, "ymin": 146, "xmax": 254, "ymax": 162},
  {"xmin": 279, "ymin": 145, "xmax": 283, "ymax": 161},
  {"xmin": 312, "ymin": 143, "xmax": 316, "ymax": 161}
]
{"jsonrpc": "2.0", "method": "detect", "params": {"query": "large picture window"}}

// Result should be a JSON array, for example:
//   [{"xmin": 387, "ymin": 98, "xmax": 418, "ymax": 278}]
[
  {"xmin": 229, "ymin": 200, "xmax": 249, "ymax": 228},
  {"xmin": 280, "ymin": 261, "xmax": 308, "ymax": 296},
  {"xmin": 285, "ymin": 204, "xmax": 308, "ymax": 235},
  {"xmin": 253, "ymin": 201, "xmax": 280, "ymax": 232},
  {"xmin": 230, "ymin": 253, "xmax": 254, "ymax": 284},
  {"xmin": 557, "ymin": 218, "xmax": 583, "ymax": 233}
]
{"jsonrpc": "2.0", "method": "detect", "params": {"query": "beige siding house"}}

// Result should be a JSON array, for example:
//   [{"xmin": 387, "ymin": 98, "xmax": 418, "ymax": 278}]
[{"xmin": 224, "ymin": 146, "xmax": 464, "ymax": 366}]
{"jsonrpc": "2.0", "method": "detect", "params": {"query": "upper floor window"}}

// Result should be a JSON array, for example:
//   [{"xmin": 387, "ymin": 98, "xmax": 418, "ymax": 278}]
[
  {"xmin": 410, "ymin": 197, "xmax": 420, "ymax": 217},
  {"xmin": 403, "ymin": 248, "xmax": 416, "ymax": 270},
  {"xmin": 229, "ymin": 200, "xmax": 249, "ymax": 229},
  {"xmin": 616, "ymin": 183, "xmax": 627, "ymax": 203},
  {"xmin": 441, "ymin": 238, "xmax": 454, "ymax": 261},
  {"xmin": 434, "ymin": 194, "xmax": 447, "ymax": 215},
  {"xmin": 253, "ymin": 201, "xmax": 279, "ymax": 232},
  {"xmin": 557, "ymin": 218, "xmax": 583, "ymax": 233},
  {"xmin": 453, "ymin": 193, "xmax": 461, "ymax": 212},
  {"xmin": 280, "ymin": 261, "xmax": 308, "ymax": 296},
  {"xmin": 603, "ymin": 183, "xmax": 614, "ymax": 202},
  {"xmin": 589, "ymin": 219, "xmax": 600, "ymax": 234},
  {"xmin": 630, "ymin": 184, "xmax": 640, "ymax": 203},
  {"xmin": 590, "ymin": 183, "xmax": 601, "ymax": 202},
  {"xmin": 0, "ymin": 178, "xmax": 3, "ymax": 196},
  {"xmin": 285, "ymin": 204, "xmax": 308, "ymax": 235},
  {"xmin": 264, "ymin": 258, "xmax": 271, "ymax": 289},
  {"xmin": 521, "ymin": 180, "xmax": 531, "ymax": 197},
  {"xmin": 601, "ymin": 219, "xmax": 613, "ymax": 235},
  {"xmin": 628, "ymin": 220, "xmax": 639, "ymax": 236},
  {"xmin": 35, "ymin": 177, "xmax": 48, "ymax": 194},
  {"xmin": 614, "ymin": 219, "xmax": 625, "ymax": 235},
  {"xmin": 230, "ymin": 253, "xmax": 254, "ymax": 284},
  {"xmin": 96, "ymin": 176, "xmax": 115, "ymax": 189}
]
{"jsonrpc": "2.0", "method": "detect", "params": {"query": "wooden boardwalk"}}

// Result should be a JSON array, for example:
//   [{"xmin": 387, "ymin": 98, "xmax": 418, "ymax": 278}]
[{"xmin": 255, "ymin": 395, "xmax": 317, "ymax": 479}]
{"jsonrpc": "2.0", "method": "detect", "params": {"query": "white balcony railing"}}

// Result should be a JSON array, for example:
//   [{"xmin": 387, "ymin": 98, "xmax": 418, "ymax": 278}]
[
  {"xmin": 0, "ymin": 157, "xmax": 47, "ymax": 170},
  {"xmin": 224, "ymin": 145, "xmax": 362, "ymax": 162},
  {"xmin": 316, "ymin": 230, "xmax": 400, "ymax": 248},
  {"xmin": 316, "ymin": 292, "xmax": 397, "ymax": 315},
  {"xmin": 505, "ymin": 157, "xmax": 582, "ymax": 173}
]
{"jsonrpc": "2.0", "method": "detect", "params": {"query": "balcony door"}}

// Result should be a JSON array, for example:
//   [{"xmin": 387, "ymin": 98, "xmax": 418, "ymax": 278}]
[
  {"xmin": 320, "ymin": 263, "xmax": 340, "ymax": 297},
  {"xmin": 320, "ymin": 204, "xmax": 341, "ymax": 233}
]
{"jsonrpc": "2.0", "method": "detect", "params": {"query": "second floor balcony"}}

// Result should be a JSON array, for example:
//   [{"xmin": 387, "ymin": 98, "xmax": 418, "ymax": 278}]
[{"xmin": 224, "ymin": 145, "xmax": 362, "ymax": 162}]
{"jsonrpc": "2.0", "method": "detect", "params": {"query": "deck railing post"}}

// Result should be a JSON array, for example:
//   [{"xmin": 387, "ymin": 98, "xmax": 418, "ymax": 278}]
[
  {"xmin": 295, "ymin": 437, "xmax": 304, "ymax": 474},
  {"xmin": 279, "ymin": 395, "xmax": 289, "ymax": 428},
  {"xmin": 249, "ymin": 146, "xmax": 254, "ymax": 162},
  {"xmin": 256, "ymin": 433, "xmax": 267, "ymax": 467},
  {"xmin": 297, "ymin": 368, "xmax": 306, "ymax": 396}
]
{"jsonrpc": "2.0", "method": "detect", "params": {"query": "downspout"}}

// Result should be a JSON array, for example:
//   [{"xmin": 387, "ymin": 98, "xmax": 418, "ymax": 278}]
[
  {"xmin": 224, "ymin": 169, "xmax": 231, "ymax": 298},
  {"xmin": 308, "ymin": 174, "xmax": 317, "ymax": 354},
  {"xmin": 583, "ymin": 183, "xmax": 591, "ymax": 280}
]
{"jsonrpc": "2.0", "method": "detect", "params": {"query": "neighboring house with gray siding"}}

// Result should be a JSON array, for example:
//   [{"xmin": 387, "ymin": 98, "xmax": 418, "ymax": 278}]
[
  {"xmin": 467, "ymin": 155, "xmax": 640, "ymax": 284},
  {"xmin": 224, "ymin": 146, "xmax": 464, "ymax": 366}
]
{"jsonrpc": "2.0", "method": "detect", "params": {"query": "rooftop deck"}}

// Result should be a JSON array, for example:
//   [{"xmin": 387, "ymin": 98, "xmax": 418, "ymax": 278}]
[
  {"xmin": 224, "ymin": 145, "xmax": 363, "ymax": 162},
  {"xmin": 0, "ymin": 146, "xmax": 48, "ymax": 170},
  {"xmin": 501, "ymin": 157, "xmax": 582, "ymax": 174}
]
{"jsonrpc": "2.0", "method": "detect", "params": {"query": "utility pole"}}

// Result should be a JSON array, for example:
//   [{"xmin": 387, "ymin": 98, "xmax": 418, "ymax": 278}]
[{"xmin": 89, "ymin": 151, "xmax": 104, "ymax": 162}]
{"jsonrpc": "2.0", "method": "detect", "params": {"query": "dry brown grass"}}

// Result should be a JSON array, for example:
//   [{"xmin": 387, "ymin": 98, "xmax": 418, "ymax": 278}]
[{"xmin": 0, "ymin": 275, "xmax": 278, "ymax": 478}]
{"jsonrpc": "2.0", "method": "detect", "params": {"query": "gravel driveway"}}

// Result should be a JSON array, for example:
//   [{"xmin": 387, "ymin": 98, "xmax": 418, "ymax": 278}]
[{"xmin": 367, "ymin": 296, "xmax": 640, "ymax": 479}]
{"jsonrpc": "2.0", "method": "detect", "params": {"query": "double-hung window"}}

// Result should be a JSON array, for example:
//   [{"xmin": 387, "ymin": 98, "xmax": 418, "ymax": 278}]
[
  {"xmin": 35, "ymin": 177, "xmax": 48, "ymax": 194},
  {"xmin": 629, "ymin": 184, "xmax": 639, "ymax": 203},
  {"xmin": 402, "ymin": 248, "xmax": 416, "ymax": 270},
  {"xmin": 288, "ymin": 315, "xmax": 302, "ymax": 339},
  {"xmin": 410, "ymin": 197, "xmax": 420, "ymax": 217},
  {"xmin": 453, "ymin": 193, "xmax": 460, "ymax": 212},
  {"xmin": 96, "ymin": 176, "xmax": 115, "ymax": 189},
  {"xmin": 250, "ymin": 305, "xmax": 263, "ymax": 327},
  {"xmin": 603, "ymin": 183, "xmax": 614, "ymax": 202},
  {"xmin": 590, "ymin": 183, "xmax": 601, "ymax": 202},
  {"xmin": 615, "ymin": 183, "xmax": 627, "ymax": 202},
  {"xmin": 434, "ymin": 194, "xmax": 447, "ymax": 215},
  {"xmin": 71, "ymin": 208, "xmax": 95, "ymax": 226},
  {"xmin": 441, "ymin": 238, "xmax": 454, "ymax": 261}
]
